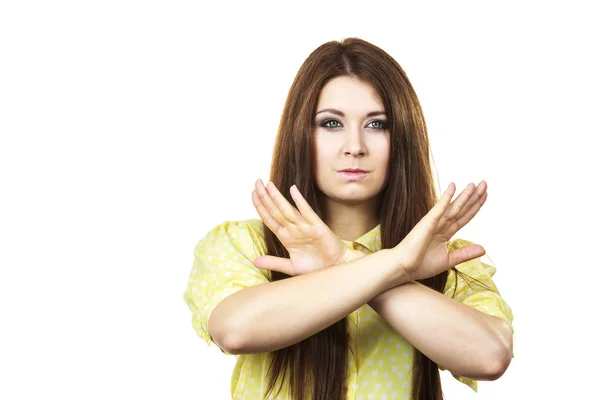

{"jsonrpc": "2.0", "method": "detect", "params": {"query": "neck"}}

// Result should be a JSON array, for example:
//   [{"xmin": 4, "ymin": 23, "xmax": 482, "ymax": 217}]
[{"xmin": 324, "ymin": 197, "xmax": 380, "ymax": 241}]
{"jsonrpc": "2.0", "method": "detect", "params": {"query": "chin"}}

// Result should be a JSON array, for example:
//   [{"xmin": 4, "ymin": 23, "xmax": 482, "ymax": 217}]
[{"xmin": 328, "ymin": 188, "xmax": 381, "ymax": 203}]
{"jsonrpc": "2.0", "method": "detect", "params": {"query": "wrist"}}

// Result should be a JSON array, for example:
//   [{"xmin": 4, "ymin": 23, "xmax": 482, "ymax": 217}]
[
  {"xmin": 341, "ymin": 248, "xmax": 367, "ymax": 264},
  {"xmin": 390, "ymin": 262, "xmax": 412, "ymax": 287}
]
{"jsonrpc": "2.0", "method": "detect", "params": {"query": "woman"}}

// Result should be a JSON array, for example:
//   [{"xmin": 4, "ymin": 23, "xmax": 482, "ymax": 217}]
[{"xmin": 183, "ymin": 37, "xmax": 514, "ymax": 400}]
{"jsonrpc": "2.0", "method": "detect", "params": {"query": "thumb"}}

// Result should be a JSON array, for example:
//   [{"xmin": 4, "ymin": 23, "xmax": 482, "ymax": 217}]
[
  {"xmin": 253, "ymin": 255, "xmax": 296, "ymax": 276},
  {"xmin": 448, "ymin": 244, "xmax": 486, "ymax": 267}
]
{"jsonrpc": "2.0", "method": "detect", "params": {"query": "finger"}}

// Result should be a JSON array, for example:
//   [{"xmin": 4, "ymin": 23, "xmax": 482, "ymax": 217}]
[
  {"xmin": 455, "ymin": 190, "xmax": 488, "ymax": 229},
  {"xmin": 290, "ymin": 185, "xmax": 323, "ymax": 225},
  {"xmin": 266, "ymin": 181, "xmax": 303, "ymax": 224},
  {"xmin": 252, "ymin": 189, "xmax": 283, "ymax": 233},
  {"xmin": 428, "ymin": 182, "xmax": 457, "ymax": 222},
  {"xmin": 253, "ymin": 255, "xmax": 296, "ymax": 276},
  {"xmin": 255, "ymin": 179, "xmax": 289, "ymax": 227},
  {"xmin": 444, "ymin": 183, "xmax": 476, "ymax": 221},
  {"xmin": 455, "ymin": 181, "xmax": 487, "ymax": 223},
  {"xmin": 448, "ymin": 244, "xmax": 486, "ymax": 267}
]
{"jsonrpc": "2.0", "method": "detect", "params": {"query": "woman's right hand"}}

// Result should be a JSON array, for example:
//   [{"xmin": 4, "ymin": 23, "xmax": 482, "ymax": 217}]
[
  {"xmin": 251, "ymin": 179, "xmax": 352, "ymax": 276},
  {"xmin": 392, "ymin": 181, "xmax": 489, "ymax": 282}
]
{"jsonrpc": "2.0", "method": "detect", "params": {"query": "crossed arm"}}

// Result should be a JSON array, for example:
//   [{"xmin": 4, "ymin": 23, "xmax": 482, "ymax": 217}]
[
  {"xmin": 343, "ymin": 249, "xmax": 513, "ymax": 381},
  {"xmin": 209, "ymin": 247, "xmax": 512, "ymax": 381}
]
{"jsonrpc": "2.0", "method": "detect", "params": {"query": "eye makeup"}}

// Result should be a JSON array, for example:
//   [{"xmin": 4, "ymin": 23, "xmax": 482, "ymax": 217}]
[{"xmin": 317, "ymin": 118, "xmax": 388, "ymax": 130}]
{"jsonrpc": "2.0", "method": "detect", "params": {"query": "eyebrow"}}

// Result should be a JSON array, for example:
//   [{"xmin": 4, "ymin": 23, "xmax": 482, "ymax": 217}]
[{"xmin": 315, "ymin": 108, "xmax": 386, "ymax": 117}]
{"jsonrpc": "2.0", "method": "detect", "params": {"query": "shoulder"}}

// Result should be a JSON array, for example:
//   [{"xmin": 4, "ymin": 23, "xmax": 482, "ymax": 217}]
[
  {"xmin": 194, "ymin": 218, "xmax": 267, "ymax": 259},
  {"xmin": 445, "ymin": 237, "xmax": 497, "ymax": 276},
  {"xmin": 445, "ymin": 237, "xmax": 477, "ymax": 251},
  {"xmin": 443, "ymin": 237, "xmax": 505, "ymax": 300}
]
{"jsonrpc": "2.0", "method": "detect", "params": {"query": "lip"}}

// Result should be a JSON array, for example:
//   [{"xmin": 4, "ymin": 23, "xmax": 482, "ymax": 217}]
[
  {"xmin": 338, "ymin": 171, "xmax": 368, "ymax": 181},
  {"xmin": 339, "ymin": 168, "xmax": 367, "ymax": 173}
]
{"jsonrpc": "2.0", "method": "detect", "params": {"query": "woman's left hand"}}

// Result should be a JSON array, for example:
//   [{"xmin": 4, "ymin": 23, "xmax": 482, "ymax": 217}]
[{"xmin": 251, "ymin": 179, "xmax": 363, "ymax": 276}]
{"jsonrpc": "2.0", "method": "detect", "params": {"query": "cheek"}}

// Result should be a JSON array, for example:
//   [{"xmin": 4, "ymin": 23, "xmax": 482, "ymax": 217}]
[
  {"xmin": 375, "ymin": 143, "xmax": 391, "ymax": 186},
  {"xmin": 374, "ymin": 136, "xmax": 391, "ymax": 166},
  {"xmin": 314, "ymin": 137, "xmax": 337, "ymax": 166}
]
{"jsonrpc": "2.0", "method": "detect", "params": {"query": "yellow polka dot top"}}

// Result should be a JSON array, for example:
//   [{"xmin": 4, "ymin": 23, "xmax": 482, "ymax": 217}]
[{"xmin": 183, "ymin": 219, "xmax": 514, "ymax": 399}]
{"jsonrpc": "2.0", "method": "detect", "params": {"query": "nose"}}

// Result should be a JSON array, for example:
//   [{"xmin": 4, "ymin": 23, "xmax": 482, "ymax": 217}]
[{"xmin": 344, "ymin": 125, "xmax": 366, "ymax": 157}]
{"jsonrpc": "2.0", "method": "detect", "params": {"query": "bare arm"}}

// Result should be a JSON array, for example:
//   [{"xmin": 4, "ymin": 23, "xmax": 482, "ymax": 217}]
[
  {"xmin": 368, "ymin": 282, "xmax": 512, "ymax": 380},
  {"xmin": 209, "ymin": 248, "xmax": 408, "ymax": 355},
  {"xmin": 340, "ymin": 248, "xmax": 512, "ymax": 380}
]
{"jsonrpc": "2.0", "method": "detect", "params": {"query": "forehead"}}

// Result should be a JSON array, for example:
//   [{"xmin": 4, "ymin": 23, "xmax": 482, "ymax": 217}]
[{"xmin": 317, "ymin": 76, "xmax": 384, "ymax": 112}]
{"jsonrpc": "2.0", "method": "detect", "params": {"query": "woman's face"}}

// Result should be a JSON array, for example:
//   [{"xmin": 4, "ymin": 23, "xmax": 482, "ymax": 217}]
[{"xmin": 313, "ymin": 76, "xmax": 391, "ymax": 206}]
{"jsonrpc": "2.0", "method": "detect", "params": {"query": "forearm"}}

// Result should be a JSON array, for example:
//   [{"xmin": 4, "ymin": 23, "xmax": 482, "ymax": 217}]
[
  {"xmin": 209, "ymin": 249, "xmax": 406, "ymax": 355},
  {"xmin": 368, "ymin": 281, "xmax": 513, "ymax": 380}
]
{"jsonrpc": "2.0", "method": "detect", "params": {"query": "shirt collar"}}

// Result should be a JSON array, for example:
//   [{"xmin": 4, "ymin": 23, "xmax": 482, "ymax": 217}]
[{"xmin": 338, "ymin": 224, "xmax": 381, "ymax": 253}]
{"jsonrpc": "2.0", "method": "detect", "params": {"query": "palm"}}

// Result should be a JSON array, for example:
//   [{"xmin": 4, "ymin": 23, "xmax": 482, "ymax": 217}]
[
  {"xmin": 250, "ymin": 179, "xmax": 490, "ymax": 281},
  {"xmin": 420, "ymin": 240, "xmax": 452, "ymax": 276},
  {"xmin": 394, "ymin": 181, "xmax": 489, "ymax": 281},
  {"xmin": 274, "ymin": 222, "xmax": 344, "ymax": 275},
  {"xmin": 251, "ymin": 180, "xmax": 347, "ymax": 276}
]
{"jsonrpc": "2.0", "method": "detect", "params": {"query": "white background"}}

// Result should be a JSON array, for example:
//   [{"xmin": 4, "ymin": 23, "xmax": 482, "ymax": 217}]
[{"xmin": 1, "ymin": 1, "xmax": 598, "ymax": 399}]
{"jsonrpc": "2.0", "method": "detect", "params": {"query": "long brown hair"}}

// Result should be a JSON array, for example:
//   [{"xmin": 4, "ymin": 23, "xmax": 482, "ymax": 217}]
[{"xmin": 262, "ymin": 37, "xmax": 477, "ymax": 400}]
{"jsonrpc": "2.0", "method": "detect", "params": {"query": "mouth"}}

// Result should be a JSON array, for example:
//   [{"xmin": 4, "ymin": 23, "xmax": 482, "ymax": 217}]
[{"xmin": 338, "ymin": 171, "xmax": 368, "ymax": 181}]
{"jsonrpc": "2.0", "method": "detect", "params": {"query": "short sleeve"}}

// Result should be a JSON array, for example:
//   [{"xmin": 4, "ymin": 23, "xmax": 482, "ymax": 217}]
[
  {"xmin": 183, "ymin": 220, "xmax": 270, "ymax": 353},
  {"xmin": 441, "ymin": 238, "xmax": 515, "ymax": 392}
]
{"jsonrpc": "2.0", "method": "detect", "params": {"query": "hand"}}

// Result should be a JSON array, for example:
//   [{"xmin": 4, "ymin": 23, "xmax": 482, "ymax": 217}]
[
  {"xmin": 251, "ymin": 179, "xmax": 357, "ymax": 276},
  {"xmin": 393, "ymin": 181, "xmax": 489, "ymax": 281}
]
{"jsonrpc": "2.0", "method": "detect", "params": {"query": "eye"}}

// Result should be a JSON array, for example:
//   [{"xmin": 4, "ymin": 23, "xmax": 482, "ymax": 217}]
[
  {"xmin": 319, "ymin": 119, "xmax": 388, "ymax": 130},
  {"xmin": 368, "ymin": 120, "xmax": 388, "ymax": 130},
  {"xmin": 321, "ymin": 119, "xmax": 342, "ymax": 129}
]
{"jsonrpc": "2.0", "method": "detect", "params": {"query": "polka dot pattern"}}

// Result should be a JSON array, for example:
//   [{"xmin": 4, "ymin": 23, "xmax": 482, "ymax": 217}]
[{"xmin": 183, "ymin": 220, "xmax": 514, "ymax": 398}]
